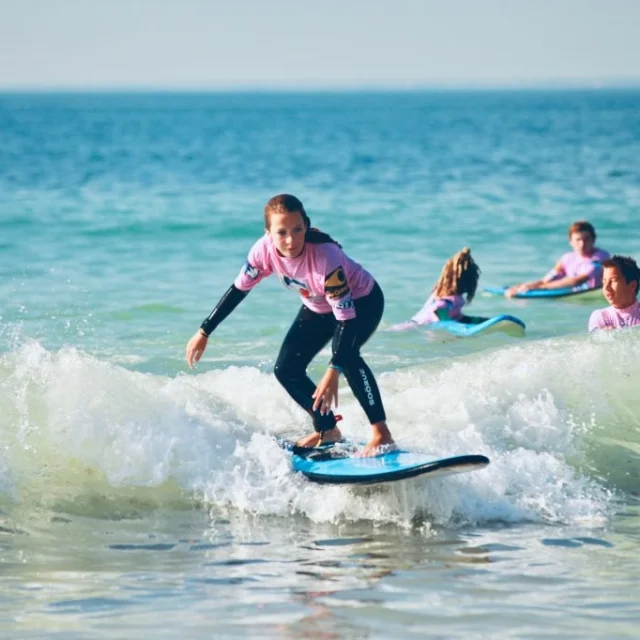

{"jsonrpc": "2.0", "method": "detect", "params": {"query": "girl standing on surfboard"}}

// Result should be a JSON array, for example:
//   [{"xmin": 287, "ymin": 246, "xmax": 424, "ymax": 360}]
[
  {"xmin": 185, "ymin": 194, "xmax": 394, "ymax": 457},
  {"xmin": 390, "ymin": 248, "xmax": 481, "ymax": 330}
]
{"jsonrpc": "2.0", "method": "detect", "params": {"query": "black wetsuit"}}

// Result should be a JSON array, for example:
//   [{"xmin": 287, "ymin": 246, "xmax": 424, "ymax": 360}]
[{"xmin": 200, "ymin": 282, "xmax": 387, "ymax": 433}]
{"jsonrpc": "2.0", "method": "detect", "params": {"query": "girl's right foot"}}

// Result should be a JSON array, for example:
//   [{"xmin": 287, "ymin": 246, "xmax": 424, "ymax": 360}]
[{"xmin": 295, "ymin": 426, "xmax": 343, "ymax": 448}]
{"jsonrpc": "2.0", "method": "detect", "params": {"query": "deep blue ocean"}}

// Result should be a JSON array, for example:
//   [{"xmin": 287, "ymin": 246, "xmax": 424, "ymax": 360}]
[{"xmin": 1, "ymin": 90, "xmax": 639, "ymax": 638}]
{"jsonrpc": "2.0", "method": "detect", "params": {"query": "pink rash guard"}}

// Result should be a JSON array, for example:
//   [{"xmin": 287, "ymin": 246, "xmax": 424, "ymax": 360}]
[
  {"xmin": 389, "ymin": 293, "xmax": 465, "ymax": 330},
  {"xmin": 588, "ymin": 300, "xmax": 640, "ymax": 331},
  {"xmin": 411, "ymin": 293, "xmax": 465, "ymax": 325},
  {"xmin": 233, "ymin": 234, "xmax": 375, "ymax": 321},
  {"xmin": 545, "ymin": 248, "xmax": 610, "ymax": 288}
]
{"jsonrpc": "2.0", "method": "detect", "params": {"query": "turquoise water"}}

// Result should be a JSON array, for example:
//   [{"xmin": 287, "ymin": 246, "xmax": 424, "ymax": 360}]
[{"xmin": 1, "ymin": 90, "xmax": 639, "ymax": 638}]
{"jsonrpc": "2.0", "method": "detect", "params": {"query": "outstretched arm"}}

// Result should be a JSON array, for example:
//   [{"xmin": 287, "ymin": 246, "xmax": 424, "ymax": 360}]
[
  {"xmin": 536, "ymin": 274, "xmax": 589, "ymax": 290},
  {"xmin": 506, "ymin": 261, "xmax": 566, "ymax": 297},
  {"xmin": 185, "ymin": 285, "xmax": 248, "ymax": 368}
]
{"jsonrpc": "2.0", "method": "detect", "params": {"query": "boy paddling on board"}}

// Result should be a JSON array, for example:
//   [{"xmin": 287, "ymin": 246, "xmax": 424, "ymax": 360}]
[{"xmin": 505, "ymin": 221, "xmax": 610, "ymax": 297}]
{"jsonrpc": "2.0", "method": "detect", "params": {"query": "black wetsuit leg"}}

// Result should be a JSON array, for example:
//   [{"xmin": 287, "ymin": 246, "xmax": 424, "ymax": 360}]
[
  {"xmin": 273, "ymin": 305, "xmax": 337, "ymax": 432},
  {"xmin": 274, "ymin": 282, "xmax": 387, "ymax": 432},
  {"xmin": 337, "ymin": 282, "xmax": 386, "ymax": 425}
]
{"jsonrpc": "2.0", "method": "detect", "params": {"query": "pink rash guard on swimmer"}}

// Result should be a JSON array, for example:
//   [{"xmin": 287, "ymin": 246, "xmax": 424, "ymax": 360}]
[
  {"xmin": 545, "ymin": 249, "xmax": 610, "ymax": 288},
  {"xmin": 410, "ymin": 293, "xmax": 465, "ymax": 325},
  {"xmin": 588, "ymin": 300, "xmax": 640, "ymax": 332},
  {"xmin": 233, "ymin": 234, "xmax": 375, "ymax": 320},
  {"xmin": 388, "ymin": 294, "xmax": 465, "ymax": 330}
]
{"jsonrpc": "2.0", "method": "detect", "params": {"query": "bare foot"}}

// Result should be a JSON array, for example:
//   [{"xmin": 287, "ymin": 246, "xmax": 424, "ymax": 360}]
[
  {"xmin": 295, "ymin": 426, "xmax": 343, "ymax": 448},
  {"xmin": 320, "ymin": 426, "xmax": 343, "ymax": 444},
  {"xmin": 358, "ymin": 420, "xmax": 395, "ymax": 457},
  {"xmin": 359, "ymin": 434, "xmax": 396, "ymax": 458},
  {"xmin": 295, "ymin": 432, "xmax": 320, "ymax": 448}
]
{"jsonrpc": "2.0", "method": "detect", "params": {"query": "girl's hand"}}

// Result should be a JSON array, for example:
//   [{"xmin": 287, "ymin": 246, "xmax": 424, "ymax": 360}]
[
  {"xmin": 186, "ymin": 331, "xmax": 209, "ymax": 369},
  {"xmin": 312, "ymin": 367, "xmax": 340, "ymax": 414}
]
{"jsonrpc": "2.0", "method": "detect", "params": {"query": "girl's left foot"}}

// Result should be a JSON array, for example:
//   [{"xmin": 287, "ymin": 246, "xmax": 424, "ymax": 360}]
[
  {"xmin": 360, "ymin": 435, "xmax": 395, "ymax": 457},
  {"xmin": 360, "ymin": 421, "xmax": 395, "ymax": 457}
]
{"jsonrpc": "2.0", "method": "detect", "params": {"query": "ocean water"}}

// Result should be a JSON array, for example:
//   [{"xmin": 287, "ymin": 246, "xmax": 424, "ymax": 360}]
[{"xmin": 1, "ymin": 90, "xmax": 639, "ymax": 638}]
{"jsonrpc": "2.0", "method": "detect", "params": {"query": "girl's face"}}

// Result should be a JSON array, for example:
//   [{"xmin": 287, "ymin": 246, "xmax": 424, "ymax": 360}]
[
  {"xmin": 569, "ymin": 230, "xmax": 595, "ymax": 256},
  {"xmin": 267, "ymin": 211, "xmax": 307, "ymax": 258},
  {"xmin": 603, "ymin": 266, "xmax": 638, "ymax": 309}
]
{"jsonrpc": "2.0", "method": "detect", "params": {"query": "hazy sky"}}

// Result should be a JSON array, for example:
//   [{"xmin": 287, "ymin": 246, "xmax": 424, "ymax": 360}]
[{"xmin": 1, "ymin": 0, "xmax": 639, "ymax": 89}]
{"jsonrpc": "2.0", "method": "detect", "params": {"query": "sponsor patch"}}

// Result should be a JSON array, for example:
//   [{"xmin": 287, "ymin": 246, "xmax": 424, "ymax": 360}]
[
  {"xmin": 335, "ymin": 297, "xmax": 355, "ymax": 310},
  {"xmin": 243, "ymin": 262, "xmax": 259, "ymax": 279},
  {"xmin": 324, "ymin": 266, "xmax": 350, "ymax": 300},
  {"xmin": 281, "ymin": 275, "xmax": 311, "ymax": 298}
]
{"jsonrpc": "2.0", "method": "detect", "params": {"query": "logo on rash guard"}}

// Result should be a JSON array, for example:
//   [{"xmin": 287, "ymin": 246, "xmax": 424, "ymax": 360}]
[
  {"xmin": 335, "ymin": 297, "xmax": 354, "ymax": 310},
  {"xmin": 243, "ymin": 262, "xmax": 259, "ymax": 279},
  {"xmin": 359, "ymin": 368, "xmax": 375, "ymax": 406},
  {"xmin": 324, "ymin": 266, "xmax": 350, "ymax": 300},
  {"xmin": 280, "ymin": 275, "xmax": 311, "ymax": 298}
]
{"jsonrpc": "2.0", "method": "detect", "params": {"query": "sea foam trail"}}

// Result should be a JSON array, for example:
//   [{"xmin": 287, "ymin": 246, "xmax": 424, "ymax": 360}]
[{"xmin": 3, "ymin": 332, "xmax": 638, "ymax": 526}]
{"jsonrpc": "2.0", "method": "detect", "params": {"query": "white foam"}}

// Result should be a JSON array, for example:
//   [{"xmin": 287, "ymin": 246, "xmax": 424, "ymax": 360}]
[{"xmin": 2, "ymin": 333, "xmax": 635, "ymax": 527}]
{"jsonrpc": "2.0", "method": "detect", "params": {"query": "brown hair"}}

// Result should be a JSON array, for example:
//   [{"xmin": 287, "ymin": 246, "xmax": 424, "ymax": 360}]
[
  {"xmin": 433, "ymin": 248, "xmax": 481, "ymax": 303},
  {"xmin": 602, "ymin": 255, "xmax": 640, "ymax": 296},
  {"xmin": 568, "ymin": 220, "xmax": 596, "ymax": 241},
  {"xmin": 264, "ymin": 194, "xmax": 340, "ymax": 247}
]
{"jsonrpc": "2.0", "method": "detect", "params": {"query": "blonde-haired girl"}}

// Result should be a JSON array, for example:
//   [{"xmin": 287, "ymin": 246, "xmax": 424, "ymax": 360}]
[{"xmin": 391, "ymin": 248, "xmax": 481, "ymax": 329}]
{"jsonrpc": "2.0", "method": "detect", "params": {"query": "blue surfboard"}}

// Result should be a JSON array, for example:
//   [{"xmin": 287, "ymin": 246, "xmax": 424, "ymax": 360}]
[
  {"xmin": 282, "ymin": 441, "xmax": 490, "ymax": 485},
  {"xmin": 430, "ymin": 314, "xmax": 525, "ymax": 337},
  {"xmin": 484, "ymin": 284, "xmax": 601, "ymax": 299}
]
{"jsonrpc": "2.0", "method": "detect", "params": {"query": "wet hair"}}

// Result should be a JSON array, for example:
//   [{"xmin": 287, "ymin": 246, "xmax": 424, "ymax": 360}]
[
  {"xmin": 433, "ymin": 247, "xmax": 481, "ymax": 303},
  {"xmin": 602, "ymin": 255, "xmax": 640, "ymax": 296},
  {"xmin": 568, "ymin": 220, "xmax": 596, "ymax": 241},
  {"xmin": 264, "ymin": 194, "xmax": 341, "ymax": 247}
]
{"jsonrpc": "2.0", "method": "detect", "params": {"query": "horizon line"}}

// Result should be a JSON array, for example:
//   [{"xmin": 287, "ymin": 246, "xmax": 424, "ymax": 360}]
[{"xmin": 1, "ymin": 78, "xmax": 640, "ymax": 94}]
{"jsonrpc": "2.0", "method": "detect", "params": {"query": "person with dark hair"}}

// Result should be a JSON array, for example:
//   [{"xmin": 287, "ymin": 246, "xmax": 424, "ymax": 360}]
[
  {"xmin": 185, "ymin": 194, "xmax": 394, "ymax": 456},
  {"xmin": 506, "ymin": 221, "xmax": 610, "ymax": 297},
  {"xmin": 588, "ymin": 255, "xmax": 640, "ymax": 331}
]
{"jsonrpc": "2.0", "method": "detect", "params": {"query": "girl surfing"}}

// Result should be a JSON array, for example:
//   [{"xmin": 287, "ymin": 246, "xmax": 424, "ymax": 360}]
[{"xmin": 185, "ymin": 194, "xmax": 394, "ymax": 457}]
